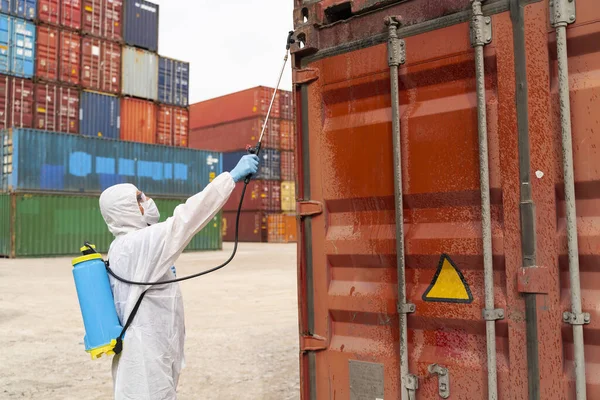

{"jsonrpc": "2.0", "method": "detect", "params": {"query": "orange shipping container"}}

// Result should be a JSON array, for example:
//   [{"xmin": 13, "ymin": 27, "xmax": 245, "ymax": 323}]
[
  {"xmin": 267, "ymin": 214, "xmax": 297, "ymax": 243},
  {"xmin": 120, "ymin": 97, "xmax": 156, "ymax": 144},
  {"xmin": 190, "ymin": 86, "xmax": 280, "ymax": 129},
  {"xmin": 280, "ymin": 120, "xmax": 295, "ymax": 151},
  {"xmin": 157, "ymin": 105, "xmax": 189, "ymax": 147}
]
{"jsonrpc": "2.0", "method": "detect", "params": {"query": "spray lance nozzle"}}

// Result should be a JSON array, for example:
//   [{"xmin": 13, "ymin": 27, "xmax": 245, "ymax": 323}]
[{"xmin": 286, "ymin": 31, "xmax": 295, "ymax": 50}]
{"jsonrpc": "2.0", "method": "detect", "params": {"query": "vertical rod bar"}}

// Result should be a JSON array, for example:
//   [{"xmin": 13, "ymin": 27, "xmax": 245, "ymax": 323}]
[{"xmin": 556, "ymin": 22, "xmax": 586, "ymax": 400}]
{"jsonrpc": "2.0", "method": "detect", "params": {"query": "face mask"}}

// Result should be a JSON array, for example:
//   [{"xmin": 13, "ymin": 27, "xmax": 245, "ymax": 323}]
[{"xmin": 141, "ymin": 198, "xmax": 160, "ymax": 225}]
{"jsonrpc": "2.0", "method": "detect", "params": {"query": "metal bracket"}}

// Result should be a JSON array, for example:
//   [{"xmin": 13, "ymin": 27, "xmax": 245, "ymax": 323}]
[
  {"xmin": 428, "ymin": 364, "xmax": 450, "ymax": 399},
  {"xmin": 563, "ymin": 311, "xmax": 591, "ymax": 326},
  {"xmin": 404, "ymin": 373, "xmax": 419, "ymax": 391},
  {"xmin": 470, "ymin": 1, "xmax": 492, "ymax": 47},
  {"xmin": 398, "ymin": 302, "xmax": 416, "ymax": 314},
  {"xmin": 300, "ymin": 333, "xmax": 328, "ymax": 352},
  {"xmin": 482, "ymin": 308, "xmax": 505, "ymax": 321},
  {"xmin": 293, "ymin": 68, "xmax": 319, "ymax": 84},
  {"xmin": 385, "ymin": 16, "xmax": 406, "ymax": 67},
  {"xmin": 550, "ymin": 0, "xmax": 576, "ymax": 27},
  {"xmin": 297, "ymin": 200, "xmax": 323, "ymax": 217}
]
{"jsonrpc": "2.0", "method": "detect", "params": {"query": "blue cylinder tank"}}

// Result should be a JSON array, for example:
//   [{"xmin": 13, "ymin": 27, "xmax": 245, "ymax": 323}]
[{"xmin": 72, "ymin": 246, "xmax": 123, "ymax": 359}]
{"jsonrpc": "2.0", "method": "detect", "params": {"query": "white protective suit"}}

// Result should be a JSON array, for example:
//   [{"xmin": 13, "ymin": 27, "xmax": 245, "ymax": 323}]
[{"xmin": 99, "ymin": 173, "xmax": 235, "ymax": 400}]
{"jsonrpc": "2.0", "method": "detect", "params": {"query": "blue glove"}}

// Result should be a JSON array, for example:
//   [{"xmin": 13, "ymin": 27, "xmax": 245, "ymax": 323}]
[{"xmin": 230, "ymin": 155, "xmax": 260, "ymax": 183}]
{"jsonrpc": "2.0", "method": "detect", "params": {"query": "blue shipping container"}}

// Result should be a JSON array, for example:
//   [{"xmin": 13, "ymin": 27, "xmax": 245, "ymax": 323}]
[
  {"xmin": 80, "ymin": 92, "xmax": 121, "ymax": 140},
  {"xmin": 0, "ymin": 16, "xmax": 36, "ymax": 78},
  {"xmin": 0, "ymin": 15, "xmax": 9, "ymax": 74},
  {"xmin": 0, "ymin": 128, "xmax": 224, "ymax": 196},
  {"xmin": 123, "ymin": 0, "xmax": 159, "ymax": 52},
  {"xmin": 11, "ymin": 0, "xmax": 36, "ymax": 20},
  {"xmin": 158, "ymin": 56, "xmax": 189, "ymax": 107},
  {"xmin": 223, "ymin": 149, "xmax": 281, "ymax": 181},
  {"xmin": 0, "ymin": 1, "xmax": 9, "ymax": 15}
]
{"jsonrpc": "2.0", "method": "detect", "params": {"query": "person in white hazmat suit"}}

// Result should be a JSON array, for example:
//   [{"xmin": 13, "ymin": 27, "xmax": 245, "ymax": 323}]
[{"xmin": 99, "ymin": 154, "xmax": 259, "ymax": 400}]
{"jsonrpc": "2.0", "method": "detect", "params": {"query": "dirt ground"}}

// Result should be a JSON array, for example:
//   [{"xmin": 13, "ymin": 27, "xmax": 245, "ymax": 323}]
[{"xmin": 0, "ymin": 243, "xmax": 300, "ymax": 400}]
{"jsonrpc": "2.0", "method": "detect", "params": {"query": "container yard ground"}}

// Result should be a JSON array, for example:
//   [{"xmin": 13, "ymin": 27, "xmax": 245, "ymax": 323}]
[{"xmin": 0, "ymin": 243, "xmax": 300, "ymax": 400}]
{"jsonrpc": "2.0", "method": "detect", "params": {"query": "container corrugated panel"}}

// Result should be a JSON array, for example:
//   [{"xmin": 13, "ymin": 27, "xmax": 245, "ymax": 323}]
[
  {"xmin": 223, "ymin": 149, "xmax": 280, "ymax": 181},
  {"xmin": 189, "ymin": 117, "xmax": 280, "ymax": 152},
  {"xmin": 35, "ymin": 25, "xmax": 59, "ymax": 82},
  {"xmin": 11, "ymin": 0, "xmax": 36, "ymax": 20},
  {"xmin": 120, "ymin": 97, "xmax": 155, "ymax": 144},
  {"xmin": 123, "ymin": 0, "xmax": 158, "ymax": 52},
  {"xmin": 0, "ymin": 15, "xmax": 10, "ymax": 75},
  {"xmin": 223, "ymin": 180, "xmax": 281, "ymax": 212},
  {"xmin": 82, "ymin": 0, "xmax": 122, "ymax": 41},
  {"xmin": 61, "ymin": 0, "xmax": 81, "ymax": 29},
  {"xmin": 0, "ymin": 0, "xmax": 9, "ymax": 15},
  {"xmin": 81, "ymin": 37, "xmax": 121, "ymax": 94},
  {"xmin": 267, "ymin": 213, "xmax": 297, "ymax": 244},
  {"xmin": 37, "ymin": 0, "xmax": 59, "ymax": 25},
  {"xmin": 279, "ymin": 119, "xmax": 294, "ymax": 151},
  {"xmin": 9, "ymin": 17, "xmax": 36, "ymax": 78},
  {"xmin": 122, "ymin": 46, "xmax": 158, "ymax": 100},
  {"xmin": 79, "ymin": 91, "xmax": 120, "ymax": 139},
  {"xmin": 34, "ymin": 83, "xmax": 79, "ymax": 133},
  {"xmin": 279, "ymin": 90, "xmax": 293, "ymax": 120},
  {"xmin": 156, "ymin": 105, "xmax": 188, "ymax": 147},
  {"xmin": 4, "ymin": 193, "xmax": 222, "ymax": 257},
  {"xmin": 280, "ymin": 181, "xmax": 294, "ymax": 212},
  {"xmin": 6, "ymin": 76, "xmax": 34, "ymax": 128},
  {"xmin": 1, "ymin": 128, "xmax": 223, "ymax": 196},
  {"xmin": 190, "ymin": 86, "xmax": 280, "ymax": 129},
  {"xmin": 158, "ymin": 56, "xmax": 189, "ymax": 107},
  {"xmin": 280, "ymin": 151, "xmax": 294, "ymax": 181},
  {"xmin": 59, "ymin": 30, "xmax": 81, "ymax": 85},
  {"xmin": 222, "ymin": 211, "xmax": 267, "ymax": 243},
  {"xmin": 0, "ymin": 192, "xmax": 10, "ymax": 256}
]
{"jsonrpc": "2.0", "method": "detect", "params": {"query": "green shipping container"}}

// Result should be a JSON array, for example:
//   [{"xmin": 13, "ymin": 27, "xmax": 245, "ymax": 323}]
[{"xmin": 0, "ymin": 193, "xmax": 222, "ymax": 257}]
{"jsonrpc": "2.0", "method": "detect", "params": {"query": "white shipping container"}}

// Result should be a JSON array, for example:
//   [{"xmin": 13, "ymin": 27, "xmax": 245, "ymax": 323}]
[{"xmin": 121, "ymin": 46, "xmax": 158, "ymax": 101}]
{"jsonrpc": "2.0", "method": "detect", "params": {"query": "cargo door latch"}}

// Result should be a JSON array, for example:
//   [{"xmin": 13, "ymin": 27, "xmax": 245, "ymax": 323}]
[
  {"xmin": 297, "ymin": 200, "xmax": 323, "ymax": 217},
  {"xmin": 428, "ymin": 364, "xmax": 450, "ymax": 399}
]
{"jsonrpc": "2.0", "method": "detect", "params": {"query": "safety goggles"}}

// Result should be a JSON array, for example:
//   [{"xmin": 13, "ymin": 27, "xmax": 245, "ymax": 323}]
[{"xmin": 136, "ymin": 192, "xmax": 147, "ymax": 203}]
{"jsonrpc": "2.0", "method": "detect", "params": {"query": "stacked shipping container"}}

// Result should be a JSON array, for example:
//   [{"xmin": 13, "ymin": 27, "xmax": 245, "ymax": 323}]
[
  {"xmin": 0, "ymin": 1, "xmax": 214, "ymax": 257},
  {"xmin": 190, "ymin": 87, "xmax": 297, "ymax": 243}
]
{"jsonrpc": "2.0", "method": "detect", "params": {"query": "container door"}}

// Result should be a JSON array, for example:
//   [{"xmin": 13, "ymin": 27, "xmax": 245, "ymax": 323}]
[
  {"xmin": 10, "ymin": 18, "xmax": 35, "ymax": 78},
  {"xmin": 0, "ymin": 15, "xmax": 11, "ymax": 74}
]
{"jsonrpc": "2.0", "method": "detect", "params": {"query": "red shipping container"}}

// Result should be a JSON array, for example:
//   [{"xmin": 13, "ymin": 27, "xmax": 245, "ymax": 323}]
[
  {"xmin": 280, "ymin": 120, "xmax": 295, "ymax": 150},
  {"xmin": 222, "ymin": 211, "xmax": 267, "ymax": 243},
  {"xmin": 188, "ymin": 117, "xmax": 280, "ymax": 152},
  {"xmin": 280, "ymin": 151, "xmax": 295, "ymax": 181},
  {"xmin": 81, "ymin": 37, "xmax": 121, "ymax": 94},
  {"xmin": 36, "ymin": 26, "xmax": 59, "ymax": 82},
  {"xmin": 267, "ymin": 214, "xmax": 297, "ymax": 243},
  {"xmin": 38, "ymin": 0, "xmax": 60, "ymax": 25},
  {"xmin": 82, "ymin": 0, "xmax": 122, "ymax": 41},
  {"xmin": 59, "ymin": 30, "xmax": 81, "ymax": 85},
  {"xmin": 157, "ymin": 105, "xmax": 189, "ymax": 147},
  {"xmin": 190, "ymin": 86, "xmax": 280, "ymax": 129},
  {"xmin": 279, "ymin": 90, "xmax": 293, "ymax": 120},
  {"xmin": 121, "ymin": 97, "xmax": 156, "ymax": 144},
  {"xmin": 0, "ymin": 77, "xmax": 35, "ymax": 129},
  {"xmin": 34, "ymin": 83, "xmax": 79, "ymax": 133},
  {"xmin": 224, "ymin": 180, "xmax": 281, "ymax": 212},
  {"xmin": 62, "ymin": 0, "xmax": 82, "ymax": 30}
]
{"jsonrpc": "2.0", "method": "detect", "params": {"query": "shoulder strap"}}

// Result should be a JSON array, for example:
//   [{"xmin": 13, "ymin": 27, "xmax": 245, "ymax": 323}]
[{"xmin": 113, "ymin": 290, "xmax": 148, "ymax": 355}]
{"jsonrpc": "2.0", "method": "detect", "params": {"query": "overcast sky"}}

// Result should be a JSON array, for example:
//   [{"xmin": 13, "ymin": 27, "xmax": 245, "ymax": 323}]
[{"xmin": 151, "ymin": 0, "xmax": 294, "ymax": 103}]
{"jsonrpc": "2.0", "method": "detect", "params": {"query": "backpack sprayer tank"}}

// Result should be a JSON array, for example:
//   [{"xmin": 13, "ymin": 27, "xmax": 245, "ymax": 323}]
[{"xmin": 72, "ymin": 244, "xmax": 123, "ymax": 359}]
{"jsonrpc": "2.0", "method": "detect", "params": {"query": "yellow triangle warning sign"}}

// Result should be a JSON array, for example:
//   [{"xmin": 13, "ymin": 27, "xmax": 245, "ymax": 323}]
[{"xmin": 422, "ymin": 254, "xmax": 473, "ymax": 303}]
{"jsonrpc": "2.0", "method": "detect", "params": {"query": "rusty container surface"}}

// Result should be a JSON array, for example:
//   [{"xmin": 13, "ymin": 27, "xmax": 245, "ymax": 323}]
[
  {"xmin": 189, "ymin": 86, "xmax": 280, "ymax": 129},
  {"xmin": 34, "ymin": 83, "xmax": 79, "ymax": 133},
  {"xmin": 156, "ymin": 105, "xmax": 188, "ymax": 147},
  {"xmin": 267, "ymin": 213, "xmax": 297, "ymax": 243},
  {"xmin": 35, "ymin": 25, "xmax": 59, "ymax": 82},
  {"xmin": 223, "ymin": 180, "xmax": 281, "ymax": 212},
  {"xmin": 222, "ymin": 211, "xmax": 267, "ymax": 243},
  {"xmin": 82, "ymin": 0, "xmax": 122, "ymax": 41},
  {"xmin": 279, "ymin": 119, "xmax": 295, "ymax": 151},
  {"xmin": 279, "ymin": 90, "xmax": 293, "ymax": 120},
  {"xmin": 293, "ymin": 0, "xmax": 600, "ymax": 399},
  {"xmin": 0, "ymin": 76, "xmax": 34, "ymax": 129},
  {"xmin": 81, "ymin": 37, "xmax": 121, "ymax": 94},
  {"xmin": 280, "ymin": 151, "xmax": 295, "ymax": 181},
  {"xmin": 189, "ymin": 117, "xmax": 280, "ymax": 152},
  {"xmin": 120, "ymin": 97, "xmax": 156, "ymax": 144},
  {"xmin": 59, "ymin": 30, "xmax": 81, "ymax": 85}
]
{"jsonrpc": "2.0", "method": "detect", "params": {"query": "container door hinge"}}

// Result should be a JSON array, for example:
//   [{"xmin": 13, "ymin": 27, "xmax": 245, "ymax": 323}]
[
  {"xmin": 550, "ymin": 0, "xmax": 576, "ymax": 27},
  {"xmin": 293, "ymin": 68, "xmax": 319, "ymax": 84},
  {"xmin": 563, "ymin": 311, "xmax": 591, "ymax": 326},
  {"xmin": 297, "ymin": 200, "xmax": 323, "ymax": 217},
  {"xmin": 428, "ymin": 364, "xmax": 450, "ymax": 399},
  {"xmin": 404, "ymin": 373, "xmax": 419, "ymax": 394},
  {"xmin": 482, "ymin": 308, "xmax": 505, "ymax": 321},
  {"xmin": 385, "ymin": 16, "xmax": 406, "ymax": 67},
  {"xmin": 398, "ymin": 302, "xmax": 416, "ymax": 314},
  {"xmin": 470, "ymin": 1, "xmax": 492, "ymax": 47},
  {"xmin": 300, "ymin": 333, "xmax": 327, "ymax": 352}
]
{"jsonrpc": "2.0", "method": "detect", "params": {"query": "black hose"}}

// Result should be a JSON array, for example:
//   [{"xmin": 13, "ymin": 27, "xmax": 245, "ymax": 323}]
[{"xmin": 87, "ymin": 181, "xmax": 249, "ymax": 286}]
